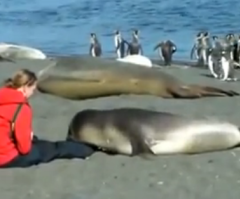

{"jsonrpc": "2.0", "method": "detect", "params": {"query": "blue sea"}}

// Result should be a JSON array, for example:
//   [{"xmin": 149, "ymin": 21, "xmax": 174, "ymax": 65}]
[{"xmin": 0, "ymin": 0, "xmax": 240, "ymax": 59}]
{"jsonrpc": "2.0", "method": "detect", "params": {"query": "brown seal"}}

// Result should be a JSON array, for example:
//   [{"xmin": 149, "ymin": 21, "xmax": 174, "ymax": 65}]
[{"xmin": 37, "ymin": 56, "xmax": 239, "ymax": 100}]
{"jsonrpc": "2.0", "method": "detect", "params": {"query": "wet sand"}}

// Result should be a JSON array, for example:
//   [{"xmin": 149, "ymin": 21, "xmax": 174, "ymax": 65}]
[{"xmin": 1, "ymin": 58, "xmax": 240, "ymax": 199}]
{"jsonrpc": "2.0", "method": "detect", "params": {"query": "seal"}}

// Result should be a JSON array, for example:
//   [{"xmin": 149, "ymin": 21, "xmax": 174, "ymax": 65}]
[
  {"xmin": 0, "ymin": 43, "xmax": 46, "ymax": 60},
  {"xmin": 67, "ymin": 108, "xmax": 240, "ymax": 156},
  {"xmin": 37, "ymin": 56, "xmax": 239, "ymax": 100},
  {"xmin": 116, "ymin": 54, "xmax": 153, "ymax": 67},
  {"xmin": 153, "ymin": 40, "xmax": 177, "ymax": 66},
  {"xmin": 126, "ymin": 29, "xmax": 143, "ymax": 55},
  {"xmin": 114, "ymin": 30, "xmax": 128, "ymax": 58},
  {"xmin": 89, "ymin": 33, "xmax": 102, "ymax": 57}
]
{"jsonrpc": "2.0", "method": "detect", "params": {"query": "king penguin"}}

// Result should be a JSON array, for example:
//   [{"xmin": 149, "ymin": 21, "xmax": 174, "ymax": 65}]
[
  {"xmin": 126, "ymin": 29, "xmax": 143, "ymax": 55},
  {"xmin": 89, "ymin": 33, "xmax": 102, "ymax": 57}
]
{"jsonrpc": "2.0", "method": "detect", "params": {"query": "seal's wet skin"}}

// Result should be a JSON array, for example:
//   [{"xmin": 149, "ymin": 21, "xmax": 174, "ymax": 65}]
[
  {"xmin": 37, "ymin": 56, "xmax": 239, "ymax": 100},
  {"xmin": 67, "ymin": 108, "xmax": 240, "ymax": 156}
]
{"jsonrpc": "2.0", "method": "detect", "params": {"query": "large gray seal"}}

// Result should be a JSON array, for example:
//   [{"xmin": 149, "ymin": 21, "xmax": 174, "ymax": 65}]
[
  {"xmin": 67, "ymin": 108, "xmax": 240, "ymax": 156},
  {"xmin": 37, "ymin": 56, "xmax": 239, "ymax": 100}
]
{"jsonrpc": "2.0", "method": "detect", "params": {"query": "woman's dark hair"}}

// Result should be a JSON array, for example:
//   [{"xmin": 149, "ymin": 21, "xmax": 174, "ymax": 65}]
[{"xmin": 4, "ymin": 69, "xmax": 37, "ymax": 89}]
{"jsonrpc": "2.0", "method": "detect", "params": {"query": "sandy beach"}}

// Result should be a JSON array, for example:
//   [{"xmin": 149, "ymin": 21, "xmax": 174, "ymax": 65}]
[{"xmin": 1, "ymin": 58, "xmax": 240, "ymax": 199}]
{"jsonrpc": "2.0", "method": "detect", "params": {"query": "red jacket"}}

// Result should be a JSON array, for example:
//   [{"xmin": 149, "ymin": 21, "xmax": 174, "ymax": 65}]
[{"xmin": 0, "ymin": 87, "xmax": 32, "ymax": 166}]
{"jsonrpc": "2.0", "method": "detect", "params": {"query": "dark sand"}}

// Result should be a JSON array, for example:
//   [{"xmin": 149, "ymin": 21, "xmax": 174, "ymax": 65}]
[{"xmin": 1, "ymin": 59, "xmax": 240, "ymax": 199}]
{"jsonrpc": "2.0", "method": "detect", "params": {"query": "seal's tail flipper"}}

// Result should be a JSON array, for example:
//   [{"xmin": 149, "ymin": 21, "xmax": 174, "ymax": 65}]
[
  {"xmin": 167, "ymin": 85, "xmax": 239, "ymax": 98},
  {"xmin": 191, "ymin": 85, "xmax": 240, "ymax": 97}
]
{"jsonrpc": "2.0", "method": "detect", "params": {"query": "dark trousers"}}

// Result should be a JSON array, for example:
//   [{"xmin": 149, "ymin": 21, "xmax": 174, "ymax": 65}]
[{"xmin": 0, "ymin": 137, "xmax": 95, "ymax": 168}]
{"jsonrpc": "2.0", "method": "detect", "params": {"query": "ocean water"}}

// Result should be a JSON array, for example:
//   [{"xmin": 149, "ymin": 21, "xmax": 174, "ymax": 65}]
[{"xmin": 0, "ymin": 0, "xmax": 240, "ymax": 58}]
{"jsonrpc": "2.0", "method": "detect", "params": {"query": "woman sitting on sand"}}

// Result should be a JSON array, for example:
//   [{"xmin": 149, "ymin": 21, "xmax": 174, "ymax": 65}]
[{"xmin": 0, "ymin": 69, "xmax": 95, "ymax": 168}]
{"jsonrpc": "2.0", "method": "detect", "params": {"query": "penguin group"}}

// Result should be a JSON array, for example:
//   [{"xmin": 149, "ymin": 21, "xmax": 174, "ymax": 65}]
[
  {"xmin": 89, "ymin": 29, "xmax": 143, "ymax": 58},
  {"xmin": 190, "ymin": 31, "xmax": 240, "ymax": 81},
  {"xmin": 89, "ymin": 29, "xmax": 240, "ymax": 82},
  {"xmin": 89, "ymin": 29, "xmax": 177, "ymax": 67}
]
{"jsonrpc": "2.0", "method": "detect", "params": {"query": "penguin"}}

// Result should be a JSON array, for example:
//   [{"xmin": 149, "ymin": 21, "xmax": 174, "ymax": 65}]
[
  {"xmin": 236, "ymin": 35, "xmax": 240, "ymax": 66},
  {"xmin": 225, "ymin": 33, "xmax": 237, "ymax": 61},
  {"xmin": 153, "ymin": 40, "xmax": 177, "ymax": 66},
  {"xmin": 208, "ymin": 47, "xmax": 237, "ymax": 81},
  {"xmin": 199, "ymin": 32, "xmax": 212, "ymax": 66},
  {"xmin": 207, "ymin": 47, "xmax": 223, "ymax": 79},
  {"xmin": 219, "ymin": 48, "xmax": 238, "ymax": 81},
  {"xmin": 214, "ymin": 34, "xmax": 240, "ymax": 68},
  {"xmin": 191, "ymin": 31, "xmax": 211, "ymax": 66},
  {"xmin": 89, "ymin": 33, "xmax": 102, "ymax": 57},
  {"xmin": 126, "ymin": 29, "xmax": 143, "ymax": 55},
  {"xmin": 225, "ymin": 33, "xmax": 240, "ymax": 66},
  {"xmin": 114, "ymin": 30, "xmax": 128, "ymax": 58},
  {"xmin": 190, "ymin": 31, "xmax": 204, "ymax": 60}
]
